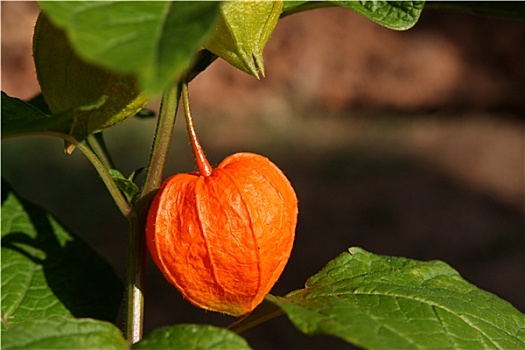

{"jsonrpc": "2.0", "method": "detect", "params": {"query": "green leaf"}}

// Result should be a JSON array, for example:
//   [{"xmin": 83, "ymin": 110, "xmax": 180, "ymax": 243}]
[
  {"xmin": 267, "ymin": 247, "xmax": 525, "ymax": 349},
  {"xmin": 1, "ymin": 318, "xmax": 127, "ymax": 350},
  {"xmin": 37, "ymin": 1, "xmax": 221, "ymax": 95},
  {"xmin": 1, "ymin": 91, "xmax": 110, "ymax": 139},
  {"xmin": 335, "ymin": 1, "xmax": 425, "ymax": 30},
  {"xmin": 134, "ymin": 324, "xmax": 252, "ymax": 350},
  {"xmin": 1, "ymin": 92, "xmax": 70, "ymax": 138},
  {"xmin": 109, "ymin": 169, "xmax": 141, "ymax": 203},
  {"xmin": 282, "ymin": 1, "xmax": 425, "ymax": 30},
  {"xmin": 1, "ymin": 180, "xmax": 123, "ymax": 330}
]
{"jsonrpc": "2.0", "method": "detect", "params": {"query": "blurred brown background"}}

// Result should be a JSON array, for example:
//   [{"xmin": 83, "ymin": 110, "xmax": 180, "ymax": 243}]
[{"xmin": 2, "ymin": 2, "xmax": 524, "ymax": 349}]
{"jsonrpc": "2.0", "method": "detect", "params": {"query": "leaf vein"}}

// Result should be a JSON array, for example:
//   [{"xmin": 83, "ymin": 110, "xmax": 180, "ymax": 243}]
[{"xmin": 349, "ymin": 290, "xmax": 516, "ymax": 349}]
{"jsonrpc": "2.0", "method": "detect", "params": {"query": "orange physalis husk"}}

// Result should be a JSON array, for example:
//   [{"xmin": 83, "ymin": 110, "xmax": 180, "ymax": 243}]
[
  {"xmin": 147, "ymin": 82, "xmax": 298, "ymax": 316},
  {"xmin": 146, "ymin": 151, "xmax": 298, "ymax": 316}
]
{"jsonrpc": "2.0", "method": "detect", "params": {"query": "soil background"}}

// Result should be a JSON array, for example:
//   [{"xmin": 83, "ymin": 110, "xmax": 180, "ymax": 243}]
[{"xmin": 2, "ymin": 2, "xmax": 524, "ymax": 349}]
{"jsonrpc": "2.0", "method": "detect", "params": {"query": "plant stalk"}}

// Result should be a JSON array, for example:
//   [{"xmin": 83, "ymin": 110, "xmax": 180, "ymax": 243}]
[
  {"xmin": 141, "ymin": 83, "xmax": 182, "ymax": 197},
  {"xmin": 182, "ymin": 81, "xmax": 212, "ymax": 177},
  {"xmin": 124, "ymin": 210, "xmax": 146, "ymax": 344},
  {"xmin": 124, "ymin": 82, "xmax": 181, "ymax": 344},
  {"xmin": 86, "ymin": 133, "xmax": 116, "ymax": 169},
  {"xmin": 76, "ymin": 140, "xmax": 131, "ymax": 217}
]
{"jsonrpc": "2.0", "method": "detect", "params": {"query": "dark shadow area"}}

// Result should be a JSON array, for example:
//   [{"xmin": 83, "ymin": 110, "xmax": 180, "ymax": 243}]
[{"xmin": 1, "ymin": 180, "xmax": 124, "ymax": 324}]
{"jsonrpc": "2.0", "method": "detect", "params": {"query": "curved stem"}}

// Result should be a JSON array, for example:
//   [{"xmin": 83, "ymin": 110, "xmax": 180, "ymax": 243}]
[
  {"xmin": 15, "ymin": 130, "xmax": 131, "ymax": 217},
  {"xmin": 182, "ymin": 81, "xmax": 212, "ymax": 177},
  {"xmin": 75, "ymin": 140, "xmax": 131, "ymax": 217}
]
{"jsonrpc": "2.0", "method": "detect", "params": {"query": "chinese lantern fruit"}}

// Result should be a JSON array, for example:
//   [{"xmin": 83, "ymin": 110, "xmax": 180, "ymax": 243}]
[
  {"xmin": 147, "ymin": 83, "xmax": 298, "ymax": 316},
  {"xmin": 146, "ymin": 83, "xmax": 298, "ymax": 316},
  {"xmin": 33, "ymin": 13, "xmax": 148, "ymax": 137},
  {"xmin": 146, "ymin": 152, "xmax": 298, "ymax": 316}
]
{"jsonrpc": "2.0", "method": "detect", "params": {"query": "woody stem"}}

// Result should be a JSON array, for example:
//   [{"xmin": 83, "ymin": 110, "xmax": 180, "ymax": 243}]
[{"xmin": 182, "ymin": 80, "xmax": 212, "ymax": 177}]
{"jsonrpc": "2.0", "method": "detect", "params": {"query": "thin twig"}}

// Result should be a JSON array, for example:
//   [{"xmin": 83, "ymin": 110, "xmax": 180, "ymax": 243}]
[
  {"xmin": 75, "ymin": 140, "xmax": 131, "ymax": 217},
  {"xmin": 17, "ymin": 130, "xmax": 131, "ymax": 217}
]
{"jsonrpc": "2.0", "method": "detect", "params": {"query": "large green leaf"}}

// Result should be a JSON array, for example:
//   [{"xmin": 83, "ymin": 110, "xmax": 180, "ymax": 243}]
[
  {"xmin": 1, "ymin": 318, "xmax": 127, "ymax": 350},
  {"xmin": 37, "ymin": 1, "xmax": 221, "ymax": 95},
  {"xmin": 283, "ymin": 1, "xmax": 425, "ymax": 30},
  {"xmin": 134, "ymin": 324, "xmax": 252, "ymax": 350},
  {"xmin": 266, "ymin": 247, "xmax": 525, "ymax": 349},
  {"xmin": 1, "ymin": 180, "xmax": 123, "ymax": 330}
]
